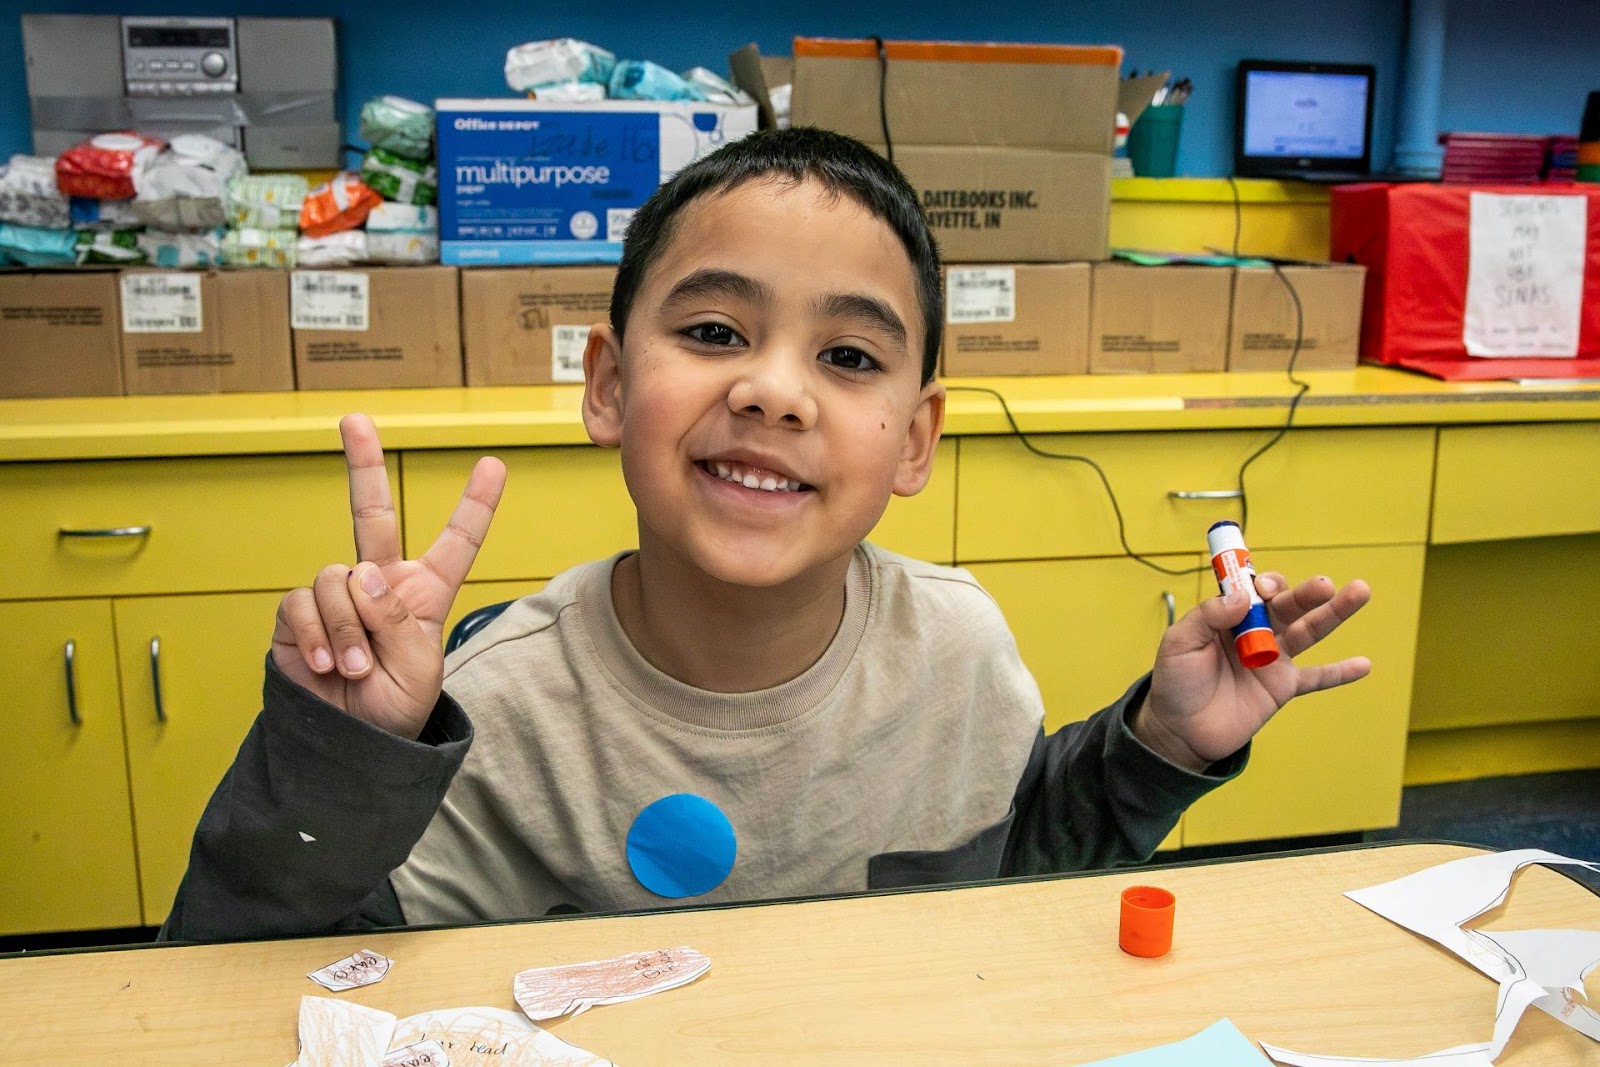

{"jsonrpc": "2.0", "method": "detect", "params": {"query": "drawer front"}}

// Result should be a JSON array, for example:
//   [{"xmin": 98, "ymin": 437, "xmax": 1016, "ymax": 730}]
[
  {"xmin": 957, "ymin": 427, "xmax": 1434, "ymax": 561},
  {"xmin": 404, "ymin": 440, "xmax": 958, "ymax": 583},
  {"xmin": 1433, "ymin": 423, "xmax": 1600, "ymax": 543},
  {"xmin": 0, "ymin": 454, "xmax": 396, "ymax": 601}
]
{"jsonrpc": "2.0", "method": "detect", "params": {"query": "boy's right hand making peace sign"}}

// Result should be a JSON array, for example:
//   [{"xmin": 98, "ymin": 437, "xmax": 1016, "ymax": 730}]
[{"xmin": 271, "ymin": 414, "xmax": 507, "ymax": 740}]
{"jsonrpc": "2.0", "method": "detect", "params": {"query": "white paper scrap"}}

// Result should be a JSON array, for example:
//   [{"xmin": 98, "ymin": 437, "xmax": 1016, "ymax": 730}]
[
  {"xmin": 1261, "ymin": 1042, "xmax": 1493, "ymax": 1066},
  {"xmin": 294, "ymin": 995, "xmax": 398, "ymax": 1067},
  {"xmin": 388, "ymin": 1007, "xmax": 612, "ymax": 1066},
  {"xmin": 309, "ymin": 949, "xmax": 394, "ymax": 992},
  {"xmin": 513, "ymin": 945, "xmax": 711, "ymax": 1021},
  {"xmin": 1477, "ymin": 927, "xmax": 1600, "ymax": 1056}
]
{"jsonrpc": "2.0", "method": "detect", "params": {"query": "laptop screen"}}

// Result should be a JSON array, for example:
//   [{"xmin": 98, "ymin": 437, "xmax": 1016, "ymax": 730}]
[{"xmin": 1234, "ymin": 60, "xmax": 1376, "ymax": 177}]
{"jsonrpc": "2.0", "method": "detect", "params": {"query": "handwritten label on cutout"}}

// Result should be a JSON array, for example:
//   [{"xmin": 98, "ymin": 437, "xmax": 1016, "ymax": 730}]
[
  {"xmin": 1464, "ymin": 193, "xmax": 1587, "ymax": 357},
  {"xmin": 513, "ymin": 945, "xmax": 710, "ymax": 1020},
  {"xmin": 307, "ymin": 948, "xmax": 393, "ymax": 992}
]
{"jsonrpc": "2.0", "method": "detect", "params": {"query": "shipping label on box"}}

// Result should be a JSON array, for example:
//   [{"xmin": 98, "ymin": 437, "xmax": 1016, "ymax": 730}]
[
  {"xmin": 437, "ymin": 98, "xmax": 757, "ymax": 266},
  {"xmin": 121, "ymin": 269, "xmax": 294, "ymax": 395},
  {"xmin": 0, "ymin": 270, "xmax": 123, "ymax": 398},
  {"xmin": 1228, "ymin": 264, "xmax": 1365, "ymax": 373},
  {"xmin": 1089, "ymin": 263, "xmax": 1233, "ymax": 374},
  {"xmin": 293, "ymin": 266, "xmax": 462, "ymax": 390},
  {"xmin": 461, "ymin": 265, "xmax": 617, "ymax": 386},
  {"xmin": 942, "ymin": 262, "xmax": 1090, "ymax": 377}
]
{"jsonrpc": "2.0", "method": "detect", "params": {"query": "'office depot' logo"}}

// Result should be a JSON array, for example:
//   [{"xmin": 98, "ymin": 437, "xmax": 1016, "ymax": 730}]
[{"xmin": 454, "ymin": 160, "xmax": 612, "ymax": 191}]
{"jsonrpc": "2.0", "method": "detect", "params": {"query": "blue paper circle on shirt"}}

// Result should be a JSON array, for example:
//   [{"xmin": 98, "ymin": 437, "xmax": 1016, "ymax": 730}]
[{"xmin": 626, "ymin": 793, "xmax": 737, "ymax": 899}]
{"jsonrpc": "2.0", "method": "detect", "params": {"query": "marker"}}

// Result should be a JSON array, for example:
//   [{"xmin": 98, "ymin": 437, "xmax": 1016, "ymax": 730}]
[{"xmin": 1206, "ymin": 520, "xmax": 1279, "ymax": 669}]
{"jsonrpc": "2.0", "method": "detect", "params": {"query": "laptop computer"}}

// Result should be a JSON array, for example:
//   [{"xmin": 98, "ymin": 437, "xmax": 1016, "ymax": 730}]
[{"xmin": 1234, "ymin": 59, "xmax": 1402, "ymax": 182}]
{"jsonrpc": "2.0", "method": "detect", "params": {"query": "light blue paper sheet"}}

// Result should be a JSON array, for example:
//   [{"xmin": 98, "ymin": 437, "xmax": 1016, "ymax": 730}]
[{"xmin": 1075, "ymin": 1019, "xmax": 1272, "ymax": 1066}]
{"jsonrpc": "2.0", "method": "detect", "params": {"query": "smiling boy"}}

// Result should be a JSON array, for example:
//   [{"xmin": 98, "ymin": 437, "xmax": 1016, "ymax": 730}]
[{"xmin": 163, "ymin": 129, "xmax": 1371, "ymax": 941}]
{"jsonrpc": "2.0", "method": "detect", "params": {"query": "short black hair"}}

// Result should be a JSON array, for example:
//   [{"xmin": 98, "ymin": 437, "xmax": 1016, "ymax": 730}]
[{"xmin": 610, "ymin": 127, "xmax": 943, "ymax": 384}]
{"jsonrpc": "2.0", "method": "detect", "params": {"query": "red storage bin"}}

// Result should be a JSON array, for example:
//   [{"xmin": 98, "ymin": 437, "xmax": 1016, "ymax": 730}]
[{"xmin": 1331, "ymin": 182, "xmax": 1600, "ymax": 379}]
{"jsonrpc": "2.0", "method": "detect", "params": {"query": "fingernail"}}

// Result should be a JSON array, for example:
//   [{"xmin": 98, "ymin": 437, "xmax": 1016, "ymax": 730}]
[
  {"xmin": 344, "ymin": 647, "xmax": 369, "ymax": 674},
  {"xmin": 311, "ymin": 647, "xmax": 333, "ymax": 673},
  {"xmin": 359, "ymin": 564, "xmax": 387, "ymax": 597}
]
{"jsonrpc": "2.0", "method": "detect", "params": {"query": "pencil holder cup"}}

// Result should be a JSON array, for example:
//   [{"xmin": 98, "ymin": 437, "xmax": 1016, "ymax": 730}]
[{"xmin": 1128, "ymin": 104, "xmax": 1184, "ymax": 178}]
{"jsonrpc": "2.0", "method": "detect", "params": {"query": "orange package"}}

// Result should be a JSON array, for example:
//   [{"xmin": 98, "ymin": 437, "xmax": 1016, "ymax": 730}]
[
  {"xmin": 56, "ymin": 132, "xmax": 166, "ymax": 200},
  {"xmin": 299, "ymin": 171, "xmax": 382, "ymax": 238}
]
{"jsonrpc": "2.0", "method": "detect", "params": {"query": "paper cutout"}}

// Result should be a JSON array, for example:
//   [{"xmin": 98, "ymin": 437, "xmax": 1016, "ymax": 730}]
[
  {"xmin": 381, "ymin": 1041, "xmax": 449, "ymax": 1067},
  {"xmin": 300, "ymin": 831, "xmax": 317, "ymax": 842},
  {"xmin": 513, "ymin": 946, "xmax": 711, "ymax": 1021},
  {"xmin": 388, "ymin": 1007, "xmax": 611, "ymax": 1066},
  {"xmin": 309, "ymin": 949, "xmax": 394, "ymax": 992},
  {"xmin": 626, "ymin": 793, "xmax": 737, "ymax": 898},
  {"xmin": 1261, "ymin": 1042, "xmax": 1494, "ymax": 1066},
  {"xmin": 293, "ymin": 995, "xmax": 397, "ymax": 1067},
  {"xmin": 1075, "ymin": 1023, "xmax": 1273, "ymax": 1062},
  {"xmin": 1345, "ymin": 848, "xmax": 1600, "ymax": 1053},
  {"xmin": 1073, "ymin": 1019, "xmax": 1273, "ymax": 1064}
]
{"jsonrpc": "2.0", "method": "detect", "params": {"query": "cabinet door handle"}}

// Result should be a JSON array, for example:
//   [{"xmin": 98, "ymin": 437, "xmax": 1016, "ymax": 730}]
[
  {"xmin": 58, "ymin": 525, "xmax": 153, "ymax": 538},
  {"xmin": 64, "ymin": 639, "xmax": 81, "ymax": 726},
  {"xmin": 1161, "ymin": 591, "xmax": 1176, "ymax": 628},
  {"xmin": 150, "ymin": 636, "xmax": 167, "ymax": 724},
  {"xmin": 1167, "ymin": 490, "xmax": 1243, "ymax": 501}
]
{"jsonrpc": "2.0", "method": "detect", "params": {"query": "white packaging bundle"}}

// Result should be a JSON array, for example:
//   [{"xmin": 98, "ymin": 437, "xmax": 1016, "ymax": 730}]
[
  {"xmin": 531, "ymin": 81, "xmax": 607, "ymax": 102},
  {"xmin": 135, "ymin": 135, "xmax": 247, "ymax": 232},
  {"xmin": 0, "ymin": 155, "xmax": 69, "ymax": 229},
  {"xmin": 137, "ymin": 229, "xmax": 225, "ymax": 268},
  {"xmin": 297, "ymin": 230, "xmax": 369, "ymax": 267},
  {"xmin": 505, "ymin": 37, "xmax": 616, "ymax": 92},
  {"xmin": 682, "ymin": 66, "xmax": 754, "ymax": 105},
  {"xmin": 365, "ymin": 201, "xmax": 438, "ymax": 264}
]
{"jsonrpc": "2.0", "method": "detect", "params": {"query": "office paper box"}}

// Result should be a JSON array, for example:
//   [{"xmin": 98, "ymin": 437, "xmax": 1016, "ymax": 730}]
[
  {"xmin": 292, "ymin": 266, "xmax": 462, "ymax": 390},
  {"xmin": 436, "ymin": 98, "xmax": 758, "ymax": 267},
  {"xmin": 0, "ymin": 270, "xmax": 123, "ymax": 398},
  {"xmin": 1227, "ymin": 264, "xmax": 1365, "ymax": 372},
  {"xmin": 1331, "ymin": 182, "xmax": 1600, "ymax": 378},
  {"xmin": 941, "ymin": 263, "xmax": 1090, "ymax": 376},
  {"xmin": 1089, "ymin": 263, "xmax": 1233, "ymax": 374},
  {"xmin": 120, "ymin": 269, "xmax": 294, "ymax": 395},
  {"xmin": 461, "ymin": 265, "xmax": 617, "ymax": 386}
]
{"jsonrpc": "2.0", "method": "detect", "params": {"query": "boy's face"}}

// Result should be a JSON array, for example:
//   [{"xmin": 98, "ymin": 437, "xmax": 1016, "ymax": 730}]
[{"xmin": 583, "ymin": 177, "xmax": 944, "ymax": 589}]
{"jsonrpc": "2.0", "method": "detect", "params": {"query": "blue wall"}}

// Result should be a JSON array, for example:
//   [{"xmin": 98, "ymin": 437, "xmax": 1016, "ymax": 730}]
[{"xmin": 1, "ymin": 0, "xmax": 1593, "ymax": 177}]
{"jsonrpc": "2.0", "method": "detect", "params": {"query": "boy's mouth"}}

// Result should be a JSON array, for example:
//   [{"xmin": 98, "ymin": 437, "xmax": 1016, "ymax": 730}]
[{"xmin": 695, "ymin": 459, "xmax": 813, "ymax": 493}]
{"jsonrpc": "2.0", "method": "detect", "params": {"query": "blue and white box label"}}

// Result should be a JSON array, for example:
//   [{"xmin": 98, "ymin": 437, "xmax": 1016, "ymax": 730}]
[{"xmin": 437, "ymin": 98, "xmax": 758, "ymax": 265}]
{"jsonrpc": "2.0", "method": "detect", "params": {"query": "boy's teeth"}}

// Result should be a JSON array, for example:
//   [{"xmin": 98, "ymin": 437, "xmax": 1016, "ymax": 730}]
[{"xmin": 707, "ymin": 460, "xmax": 800, "ymax": 492}]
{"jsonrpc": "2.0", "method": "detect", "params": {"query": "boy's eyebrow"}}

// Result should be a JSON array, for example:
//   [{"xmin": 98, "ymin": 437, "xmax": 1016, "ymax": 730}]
[
  {"xmin": 660, "ymin": 268, "xmax": 774, "ymax": 310},
  {"xmin": 816, "ymin": 292, "xmax": 908, "ymax": 351}
]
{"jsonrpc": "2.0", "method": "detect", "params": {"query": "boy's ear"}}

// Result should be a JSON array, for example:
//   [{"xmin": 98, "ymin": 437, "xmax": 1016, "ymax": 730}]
[
  {"xmin": 892, "ymin": 381, "xmax": 946, "ymax": 497},
  {"xmin": 581, "ymin": 322, "xmax": 625, "ymax": 448}
]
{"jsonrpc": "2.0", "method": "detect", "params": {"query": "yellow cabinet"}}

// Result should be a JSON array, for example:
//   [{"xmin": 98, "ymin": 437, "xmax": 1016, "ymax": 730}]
[
  {"xmin": 0, "ymin": 454, "xmax": 396, "ymax": 601},
  {"xmin": 957, "ymin": 427, "xmax": 1434, "ymax": 561},
  {"xmin": 0, "ymin": 600, "xmax": 140, "ymax": 935},
  {"xmin": 1432, "ymin": 424, "xmax": 1600, "ymax": 543},
  {"xmin": 1181, "ymin": 544, "xmax": 1427, "ymax": 845},
  {"xmin": 115, "ymin": 591, "xmax": 284, "ymax": 927},
  {"xmin": 404, "ymin": 440, "xmax": 958, "ymax": 582}
]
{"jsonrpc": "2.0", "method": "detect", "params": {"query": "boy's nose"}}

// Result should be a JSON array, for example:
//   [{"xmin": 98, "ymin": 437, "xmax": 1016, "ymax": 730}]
[{"xmin": 726, "ymin": 357, "xmax": 818, "ymax": 429}]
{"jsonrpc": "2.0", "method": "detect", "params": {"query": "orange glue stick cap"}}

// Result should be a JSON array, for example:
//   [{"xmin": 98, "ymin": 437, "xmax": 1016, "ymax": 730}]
[
  {"xmin": 1119, "ymin": 885, "xmax": 1175, "ymax": 958},
  {"xmin": 1234, "ymin": 627, "xmax": 1279, "ymax": 669}
]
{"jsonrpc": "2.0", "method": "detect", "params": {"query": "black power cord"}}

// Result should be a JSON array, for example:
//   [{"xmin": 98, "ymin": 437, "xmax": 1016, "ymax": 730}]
[{"xmin": 872, "ymin": 36, "xmax": 893, "ymax": 166}]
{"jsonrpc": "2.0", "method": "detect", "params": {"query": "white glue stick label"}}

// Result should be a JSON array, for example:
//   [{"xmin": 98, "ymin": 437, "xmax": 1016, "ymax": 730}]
[
  {"xmin": 551, "ymin": 324, "xmax": 590, "ymax": 383},
  {"xmin": 947, "ymin": 267, "xmax": 1017, "ymax": 324},
  {"xmin": 121, "ymin": 272, "xmax": 202, "ymax": 333},
  {"xmin": 1464, "ymin": 193, "xmax": 1586, "ymax": 357},
  {"xmin": 291, "ymin": 271, "xmax": 370, "ymax": 331}
]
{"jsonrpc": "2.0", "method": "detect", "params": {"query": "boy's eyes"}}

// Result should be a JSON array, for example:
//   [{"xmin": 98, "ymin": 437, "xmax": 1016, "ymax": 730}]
[{"xmin": 678, "ymin": 324, "xmax": 882, "ymax": 375}]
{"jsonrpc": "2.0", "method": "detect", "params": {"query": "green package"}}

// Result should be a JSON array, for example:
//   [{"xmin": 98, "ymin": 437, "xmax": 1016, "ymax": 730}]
[
  {"xmin": 75, "ymin": 228, "xmax": 146, "ymax": 264},
  {"xmin": 360, "ymin": 147, "xmax": 437, "ymax": 206},
  {"xmin": 359, "ymin": 96, "xmax": 435, "ymax": 162}
]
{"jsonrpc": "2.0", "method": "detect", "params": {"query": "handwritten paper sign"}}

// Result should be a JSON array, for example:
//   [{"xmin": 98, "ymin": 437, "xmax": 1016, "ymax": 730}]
[
  {"xmin": 513, "ymin": 946, "xmax": 711, "ymax": 1021},
  {"xmin": 308, "ymin": 949, "xmax": 393, "ymax": 992},
  {"xmin": 1464, "ymin": 193, "xmax": 1587, "ymax": 357}
]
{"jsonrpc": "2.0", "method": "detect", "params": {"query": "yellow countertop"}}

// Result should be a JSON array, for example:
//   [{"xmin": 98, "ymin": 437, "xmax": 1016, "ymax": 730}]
[{"xmin": 3, "ymin": 366, "xmax": 1600, "ymax": 461}]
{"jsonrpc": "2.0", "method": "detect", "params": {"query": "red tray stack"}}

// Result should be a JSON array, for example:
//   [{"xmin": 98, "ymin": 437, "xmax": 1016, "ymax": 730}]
[{"xmin": 1438, "ymin": 132, "xmax": 1548, "ymax": 184}]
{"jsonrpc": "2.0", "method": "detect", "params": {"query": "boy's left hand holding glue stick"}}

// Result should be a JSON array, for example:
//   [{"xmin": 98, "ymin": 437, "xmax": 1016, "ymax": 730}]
[{"xmin": 1130, "ymin": 521, "xmax": 1373, "ymax": 773}]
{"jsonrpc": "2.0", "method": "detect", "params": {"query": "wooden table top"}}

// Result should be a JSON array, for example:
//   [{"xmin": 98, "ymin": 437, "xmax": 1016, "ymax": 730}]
[{"xmin": 2, "ymin": 843, "xmax": 1596, "ymax": 1064}]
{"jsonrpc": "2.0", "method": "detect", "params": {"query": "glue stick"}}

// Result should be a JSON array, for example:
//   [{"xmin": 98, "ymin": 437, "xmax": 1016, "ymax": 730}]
[{"xmin": 1206, "ymin": 520, "xmax": 1279, "ymax": 669}]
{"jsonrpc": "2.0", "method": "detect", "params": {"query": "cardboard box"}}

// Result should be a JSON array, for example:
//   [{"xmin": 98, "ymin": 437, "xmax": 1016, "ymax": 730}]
[
  {"xmin": 1089, "ymin": 263, "xmax": 1234, "ymax": 374},
  {"xmin": 729, "ymin": 39, "xmax": 1139, "ymax": 262},
  {"xmin": 890, "ymin": 145, "xmax": 1110, "ymax": 263},
  {"xmin": 291, "ymin": 266, "xmax": 463, "ymax": 390},
  {"xmin": 120, "ymin": 269, "xmax": 294, "ymax": 394},
  {"xmin": 436, "ymin": 98, "xmax": 758, "ymax": 266},
  {"xmin": 461, "ymin": 265, "xmax": 616, "ymax": 386},
  {"xmin": 1228, "ymin": 264, "xmax": 1366, "ymax": 372},
  {"xmin": 941, "ymin": 263, "xmax": 1090, "ymax": 376},
  {"xmin": 0, "ymin": 269, "xmax": 123, "ymax": 398}
]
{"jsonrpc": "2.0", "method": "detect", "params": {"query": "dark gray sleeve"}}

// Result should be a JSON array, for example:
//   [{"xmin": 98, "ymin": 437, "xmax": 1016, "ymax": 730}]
[
  {"xmin": 157, "ymin": 655, "xmax": 472, "ymax": 944},
  {"xmin": 1001, "ymin": 674, "xmax": 1249, "ymax": 876}
]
